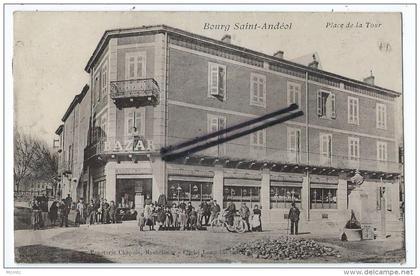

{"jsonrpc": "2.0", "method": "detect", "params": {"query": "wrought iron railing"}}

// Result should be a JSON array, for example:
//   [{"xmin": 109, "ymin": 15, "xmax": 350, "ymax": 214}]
[{"xmin": 110, "ymin": 78, "xmax": 159, "ymax": 101}]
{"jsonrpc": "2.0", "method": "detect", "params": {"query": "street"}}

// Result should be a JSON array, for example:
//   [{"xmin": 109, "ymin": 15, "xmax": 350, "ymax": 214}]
[{"xmin": 14, "ymin": 221, "xmax": 405, "ymax": 264}]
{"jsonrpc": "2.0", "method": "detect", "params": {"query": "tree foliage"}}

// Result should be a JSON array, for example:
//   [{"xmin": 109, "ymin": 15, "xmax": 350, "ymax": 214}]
[{"xmin": 14, "ymin": 130, "xmax": 58, "ymax": 192}]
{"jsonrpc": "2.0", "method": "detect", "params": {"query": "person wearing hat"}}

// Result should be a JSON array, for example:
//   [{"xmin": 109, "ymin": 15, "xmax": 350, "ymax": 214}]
[{"xmin": 288, "ymin": 202, "xmax": 300, "ymax": 235}]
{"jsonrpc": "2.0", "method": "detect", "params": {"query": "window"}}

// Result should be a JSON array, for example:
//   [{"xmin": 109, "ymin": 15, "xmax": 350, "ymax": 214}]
[
  {"xmin": 223, "ymin": 186, "xmax": 260, "ymax": 206},
  {"xmin": 250, "ymin": 73, "xmax": 266, "ymax": 107},
  {"xmin": 94, "ymin": 74, "xmax": 100, "ymax": 103},
  {"xmin": 101, "ymin": 64, "xmax": 108, "ymax": 99},
  {"xmin": 287, "ymin": 127, "xmax": 302, "ymax": 163},
  {"xmin": 348, "ymin": 137, "xmax": 360, "ymax": 161},
  {"xmin": 317, "ymin": 90, "xmax": 336, "ymax": 119},
  {"xmin": 320, "ymin": 133, "xmax": 332, "ymax": 165},
  {"xmin": 168, "ymin": 181, "xmax": 212, "ymax": 202},
  {"xmin": 207, "ymin": 114, "xmax": 226, "ymax": 155},
  {"xmin": 125, "ymin": 52, "xmax": 146, "ymax": 80},
  {"xmin": 348, "ymin": 96, "xmax": 359, "ymax": 125},
  {"xmin": 99, "ymin": 114, "xmax": 107, "ymax": 140},
  {"xmin": 93, "ymin": 180, "xmax": 106, "ymax": 200},
  {"xmin": 270, "ymin": 186, "xmax": 302, "ymax": 209},
  {"xmin": 125, "ymin": 108, "xmax": 146, "ymax": 139},
  {"xmin": 287, "ymin": 81, "xmax": 301, "ymax": 107},
  {"xmin": 310, "ymin": 188, "xmax": 337, "ymax": 209},
  {"xmin": 377, "ymin": 141, "xmax": 387, "ymax": 162},
  {"xmin": 208, "ymin": 62, "xmax": 226, "ymax": 100},
  {"xmin": 250, "ymin": 130, "xmax": 266, "ymax": 149},
  {"xmin": 376, "ymin": 103, "xmax": 387, "ymax": 129}
]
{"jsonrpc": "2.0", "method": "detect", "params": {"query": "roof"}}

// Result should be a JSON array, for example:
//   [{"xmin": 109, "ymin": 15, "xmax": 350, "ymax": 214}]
[
  {"xmin": 85, "ymin": 25, "xmax": 400, "ymax": 98},
  {"xmin": 55, "ymin": 124, "xmax": 64, "ymax": 135},
  {"xmin": 61, "ymin": 84, "xmax": 89, "ymax": 122}
]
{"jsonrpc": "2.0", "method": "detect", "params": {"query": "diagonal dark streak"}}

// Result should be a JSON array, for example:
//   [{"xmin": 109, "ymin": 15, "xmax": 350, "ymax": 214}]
[
  {"xmin": 160, "ymin": 103, "xmax": 299, "ymax": 155},
  {"xmin": 161, "ymin": 110, "xmax": 304, "ymax": 161}
]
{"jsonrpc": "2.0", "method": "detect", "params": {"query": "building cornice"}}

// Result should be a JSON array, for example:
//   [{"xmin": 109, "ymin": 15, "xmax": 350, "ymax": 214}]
[
  {"xmin": 61, "ymin": 84, "xmax": 89, "ymax": 122},
  {"xmin": 85, "ymin": 25, "xmax": 400, "ymax": 98}
]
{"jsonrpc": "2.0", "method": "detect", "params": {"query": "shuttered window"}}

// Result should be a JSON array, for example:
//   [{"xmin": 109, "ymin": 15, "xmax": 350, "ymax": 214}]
[
  {"xmin": 317, "ymin": 90, "xmax": 336, "ymax": 119},
  {"xmin": 208, "ymin": 62, "xmax": 227, "ymax": 100},
  {"xmin": 348, "ymin": 96, "xmax": 359, "ymax": 125},
  {"xmin": 376, "ymin": 103, "xmax": 387, "ymax": 129},
  {"xmin": 250, "ymin": 73, "xmax": 266, "ymax": 107}
]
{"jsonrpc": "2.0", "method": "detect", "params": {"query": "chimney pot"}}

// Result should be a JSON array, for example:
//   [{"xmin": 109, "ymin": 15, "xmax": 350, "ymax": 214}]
[
  {"xmin": 308, "ymin": 54, "xmax": 319, "ymax": 69},
  {"xmin": 363, "ymin": 71, "xmax": 375, "ymax": 85},
  {"xmin": 221, "ymin": 34, "xmax": 231, "ymax": 44},
  {"xmin": 273, "ymin": 50, "xmax": 284, "ymax": 59}
]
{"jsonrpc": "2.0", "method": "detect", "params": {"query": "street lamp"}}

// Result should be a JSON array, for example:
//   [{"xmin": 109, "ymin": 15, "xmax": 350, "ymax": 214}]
[{"xmin": 176, "ymin": 185, "xmax": 182, "ymax": 204}]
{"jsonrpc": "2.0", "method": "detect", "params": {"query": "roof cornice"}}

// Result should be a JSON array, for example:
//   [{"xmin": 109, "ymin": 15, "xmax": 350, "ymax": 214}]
[{"xmin": 85, "ymin": 25, "xmax": 400, "ymax": 98}]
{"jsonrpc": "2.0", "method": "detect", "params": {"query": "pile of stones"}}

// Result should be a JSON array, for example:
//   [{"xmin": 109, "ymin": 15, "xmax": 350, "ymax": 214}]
[{"xmin": 230, "ymin": 236, "xmax": 341, "ymax": 260}]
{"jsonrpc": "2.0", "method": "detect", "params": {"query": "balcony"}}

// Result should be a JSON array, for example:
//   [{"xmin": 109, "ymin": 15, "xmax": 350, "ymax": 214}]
[
  {"xmin": 84, "ymin": 136, "xmax": 157, "ymax": 164},
  {"xmin": 110, "ymin": 78, "xmax": 159, "ymax": 109}
]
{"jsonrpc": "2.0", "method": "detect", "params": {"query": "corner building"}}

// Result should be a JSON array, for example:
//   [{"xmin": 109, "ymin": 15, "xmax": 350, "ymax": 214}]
[{"xmin": 57, "ymin": 25, "xmax": 402, "ymax": 234}]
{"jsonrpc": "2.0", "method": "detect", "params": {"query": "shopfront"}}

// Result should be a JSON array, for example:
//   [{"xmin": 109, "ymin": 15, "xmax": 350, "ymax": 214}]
[
  {"xmin": 223, "ymin": 178, "xmax": 261, "ymax": 209},
  {"xmin": 116, "ymin": 177, "xmax": 152, "ymax": 209},
  {"xmin": 167, "ymin": 176, "xmax": 213, "ymax": 207}
]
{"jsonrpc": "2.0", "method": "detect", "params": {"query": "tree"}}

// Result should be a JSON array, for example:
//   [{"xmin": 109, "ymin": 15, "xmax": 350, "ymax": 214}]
[{"xmin": 14, "ymin": 130, "xmax": 58, "ymax": 193}]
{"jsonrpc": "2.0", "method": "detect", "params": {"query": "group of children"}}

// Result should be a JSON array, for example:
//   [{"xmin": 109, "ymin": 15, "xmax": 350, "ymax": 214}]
[{"xmin": 138, "ymin": 200, "xmax": 221, "ymax": 231}]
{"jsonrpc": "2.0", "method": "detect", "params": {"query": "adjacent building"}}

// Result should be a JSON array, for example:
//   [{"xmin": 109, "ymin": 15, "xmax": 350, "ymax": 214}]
[{"xmin": 56, "ymin": 25, "xmax": 402, "ymax": 233}]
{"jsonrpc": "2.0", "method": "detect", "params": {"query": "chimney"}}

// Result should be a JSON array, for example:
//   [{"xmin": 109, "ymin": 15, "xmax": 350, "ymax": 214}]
[
  {"xmin": 308, "ymin": 54, "xmax": 319, "ymax": 69},
  {"xmin": 273, "ymin": 50, "xmax": 284, "ymax": 59},
  {"xmin": 363, "ymin": 71, "xmax": 375, "ymax": 85},
  {"xmin": 221, "ymin": 34, "xmax": 231, "ymax": 44}
]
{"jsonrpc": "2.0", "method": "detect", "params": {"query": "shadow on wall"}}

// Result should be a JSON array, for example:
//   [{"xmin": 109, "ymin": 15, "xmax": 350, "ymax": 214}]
[{"xmin": 15, "ymin": 244, "xmax": 114, "ymax": 263}]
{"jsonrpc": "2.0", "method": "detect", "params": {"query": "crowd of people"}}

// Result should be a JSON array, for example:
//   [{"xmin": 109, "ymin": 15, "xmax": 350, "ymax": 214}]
[
  {"xmin": 138, "ymin": 200, "xmax": 221, "ymax": 231},
  {"xmin": 30, "ymin": 194, "xmax": 300, "ymax": 234}
]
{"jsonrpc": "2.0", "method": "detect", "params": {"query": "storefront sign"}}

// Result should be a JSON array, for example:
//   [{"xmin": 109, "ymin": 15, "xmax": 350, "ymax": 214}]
[{"xmin": 103, "ymin": 139, "xmax": 154, "ymax": 152}]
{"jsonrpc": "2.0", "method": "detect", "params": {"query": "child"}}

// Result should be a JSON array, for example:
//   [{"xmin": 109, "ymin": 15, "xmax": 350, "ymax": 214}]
[
  {"xmin": 179, "ymin": 208, "xmax": 187, "ymax": 231},
  {"xmin": 138, "ymin": 211, "xmax": 145, "ymax": 231}
]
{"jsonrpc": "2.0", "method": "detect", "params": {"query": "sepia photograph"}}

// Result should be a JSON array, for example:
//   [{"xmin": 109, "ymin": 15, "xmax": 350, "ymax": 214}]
[{"xmin": 4, "ymin": 6, "xmax": 416, "ymax": 269}]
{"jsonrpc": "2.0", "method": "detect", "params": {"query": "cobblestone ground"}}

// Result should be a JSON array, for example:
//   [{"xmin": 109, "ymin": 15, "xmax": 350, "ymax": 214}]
[{"xmin": 14, "ymin": 221, "xmax": 405, "ymax": 264}]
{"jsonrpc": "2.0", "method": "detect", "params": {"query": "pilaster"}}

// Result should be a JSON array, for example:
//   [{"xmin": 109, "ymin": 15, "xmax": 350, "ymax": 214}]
[
  {"xmin": 261, "ymin": 169, "xmax": 270, "ymax": 211},
  {"xmin": 213, "ymin": 165, "xmax": 224, "ymax": 206}
]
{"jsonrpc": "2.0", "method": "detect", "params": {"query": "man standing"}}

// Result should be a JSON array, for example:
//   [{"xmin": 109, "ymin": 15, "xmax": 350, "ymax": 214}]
[
  {"xmin": 109, "ymin": 201, "xmax": 116, "ymax": 224},
  {"xmin": 76, "ymin": 199, "xmax": 84, "ymax": 226},
  {"xmin": 288, "ymin": 202, "xmax": 300, "ymax": 235},
  {"xmin": 59, "ymin": 199, "xmax": 69, "ymax": 227},
  {"xmin": 87, "ymin": 200, "xmax": 96, "ymax": 225},
  {"xmin": 239, "ymin": 202, "xmax": 251, "ymax": 232}
]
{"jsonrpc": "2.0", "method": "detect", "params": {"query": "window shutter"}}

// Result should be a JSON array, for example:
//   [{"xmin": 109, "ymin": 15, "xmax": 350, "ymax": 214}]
[
  {"xmin": 317, "ymin": 91, "xmax": 322, "ymax": 116},
  {"xmin": 218, "ymin": 67, "xmax": 226, "ymax": 98},
  {"xmin": 208, "ymin": 64, "xmax": 219, "ymax": 96},
  {"xmin": 330, "ymin": 93, "xmax": 336, "ymax": 119}
]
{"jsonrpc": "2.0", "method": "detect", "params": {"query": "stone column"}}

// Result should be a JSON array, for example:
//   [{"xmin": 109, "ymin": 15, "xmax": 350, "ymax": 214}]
[
  {"xmin": 301, "ymin": 172, "xmax": 310, "ymax": 220},
  {"xmin": 390, "ymin": 179, "xmax": 400, "ymax": 218},
  {"xmin": 261, "ymin": 169, "xmax": 270, "ymax": 211},
  {"xmin": 105, "ymin": 161, "xmax": 116, "ymax": 202},
  {"xmin": 213, "ymin": 165, "xmax": 224, "ymax": 207},
  {"xmin": 151, "ymin": 159, "xmax": 165, "ymax": 203},
  {"xmin": 337, "ymin": 176, "xmax": 348, "ymax": 211}
]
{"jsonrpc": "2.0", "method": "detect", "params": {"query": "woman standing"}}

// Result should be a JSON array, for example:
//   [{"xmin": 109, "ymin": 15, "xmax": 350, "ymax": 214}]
[{"xmin": 251, "ymin": 204, "xmax": 262, "ymax": 232}]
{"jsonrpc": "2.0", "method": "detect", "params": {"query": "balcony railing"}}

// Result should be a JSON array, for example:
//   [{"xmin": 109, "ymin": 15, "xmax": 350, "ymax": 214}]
[
  {"xmin": 84, "ymin": 136, "xmax": 156, "ymax": 162},
  {"xmin": 110, "ymin": 78, "xmax": 159, "ymax": 109}
]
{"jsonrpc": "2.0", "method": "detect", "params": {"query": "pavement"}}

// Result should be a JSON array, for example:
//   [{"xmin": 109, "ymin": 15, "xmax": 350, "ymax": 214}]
[{"xmin": 14, "ymin": 220, "xmax": 406, "ymax": 264}]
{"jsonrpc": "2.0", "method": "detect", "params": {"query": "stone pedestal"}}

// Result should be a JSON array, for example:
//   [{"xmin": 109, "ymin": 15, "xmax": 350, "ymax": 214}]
[
  {"xmin": 348, "ymin": 187, "xmax": 369, "ymax": 224},
  {"xmin": 135, "ymin": 192, "xmax": 145, "ymax": 214}
]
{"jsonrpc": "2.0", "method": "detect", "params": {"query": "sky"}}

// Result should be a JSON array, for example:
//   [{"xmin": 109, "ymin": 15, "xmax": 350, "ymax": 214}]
[{"xmin": 13, "ymin": 11, "xmax": 403, "ymax": 144}]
